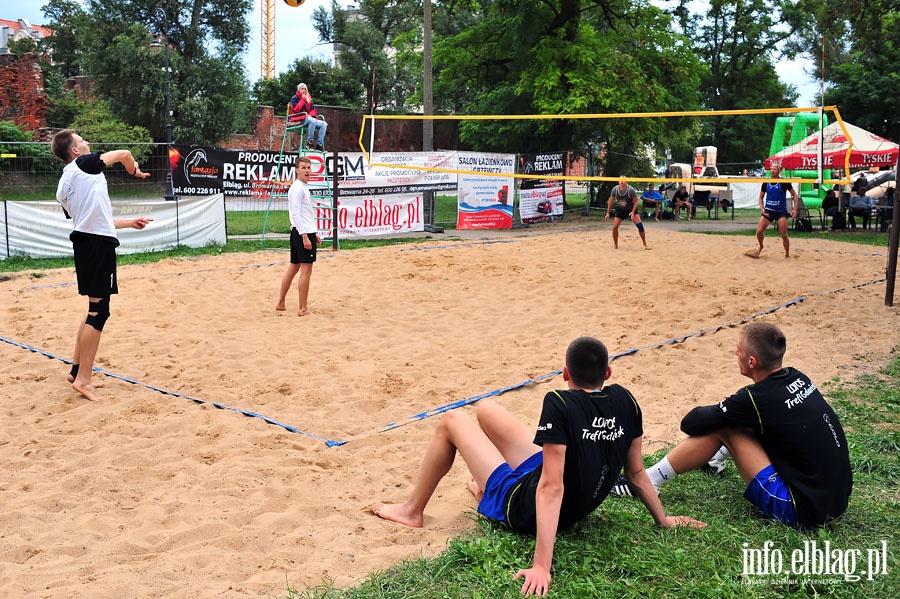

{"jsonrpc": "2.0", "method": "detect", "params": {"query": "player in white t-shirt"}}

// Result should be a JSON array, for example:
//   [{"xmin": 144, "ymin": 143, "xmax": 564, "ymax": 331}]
[
  {"xmin": 51, "ymin": 129, "xmax": 153, "ymax": 402},
  {"xmin": 275, "ymin": 155, "xmax": 322, "ymax": 316}
]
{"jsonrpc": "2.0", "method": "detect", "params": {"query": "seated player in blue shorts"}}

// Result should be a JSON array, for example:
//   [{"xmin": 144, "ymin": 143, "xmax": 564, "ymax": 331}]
[
  {"xmin": 611, "ymin": 322, "xmax": 852, "ymax": 531},
  {"xmin": 371, "ymin": 336, "xmax": 704, "ymax": 596}
]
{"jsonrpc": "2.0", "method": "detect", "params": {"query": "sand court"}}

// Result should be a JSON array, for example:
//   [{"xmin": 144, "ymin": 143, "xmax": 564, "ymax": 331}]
[{"xmin": 1, "ymin": 226, "xmax": 898, "ymax": 597}]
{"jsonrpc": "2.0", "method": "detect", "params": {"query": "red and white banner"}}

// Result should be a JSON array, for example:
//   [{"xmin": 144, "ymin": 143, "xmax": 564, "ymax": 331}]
[{"xmin": 315, "ymin": 195, "xmax": 423, "ymax": 238}]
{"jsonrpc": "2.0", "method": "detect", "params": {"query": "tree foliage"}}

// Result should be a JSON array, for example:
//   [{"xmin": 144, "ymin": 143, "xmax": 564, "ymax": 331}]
[
  {"xmin": 0, "ymin": 121, "xmax": 56, "ymax": 174},
  {"xmin": 668, "ymin": 0, "xmax": 803, "ymax": 170},
  {"xmin": 40, "ymin": 0, "xmax": 254, "ymax": 145},
  {"xmin": 70, "ymin": 101, "xmax": 154, "ymax": 161},
  {"xmin": 6, "ymin": 36, "xmax": 39, "ymax": 55},
  {"xmin": 253, "ymin": 57, "xmax": 363, "ymax": 113},
  {"xmin": 40, "ymin": 0, "xmax": 90, "ymax": 80},
  {"xmin": 800, "ymin": 0, "xmax": 900, "ymax": 142},
  {"xmin": 431, "ymin": 0, "xmax": 704, "ymax": 177},
  {"xmin": 312, "ymin": 0, "xmax": 423, "ymax": 112}
]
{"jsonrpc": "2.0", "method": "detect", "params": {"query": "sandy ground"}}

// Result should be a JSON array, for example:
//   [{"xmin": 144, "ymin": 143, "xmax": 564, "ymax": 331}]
[{"xmin": 1, "ymin": 223, "xmax": 898, "ymax": 598}]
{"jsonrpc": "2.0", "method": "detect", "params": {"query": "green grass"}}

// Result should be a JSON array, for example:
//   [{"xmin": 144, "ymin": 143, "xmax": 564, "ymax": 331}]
[{"xmin": 279, "ymin": 352, "xmax": 900, "ymax": 599}]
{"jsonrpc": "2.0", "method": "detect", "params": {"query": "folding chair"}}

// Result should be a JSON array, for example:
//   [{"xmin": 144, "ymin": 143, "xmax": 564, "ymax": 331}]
[
  {"xmin": 691, "ymin": 190, "xmax": 716, "ymax": 219},
  {"xmin": 791, "ymin": 196, "xmax": 818, "ymax": 233}
]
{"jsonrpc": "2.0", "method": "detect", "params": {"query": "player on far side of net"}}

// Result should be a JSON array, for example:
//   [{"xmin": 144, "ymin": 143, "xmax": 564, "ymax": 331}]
[
  {"xmin": 605, "ymin": 176, "xmax": 650, "ymax": 250},
  {"xmin": 51, "ymin": 129, "xmax": 153, "ymax": 402},
  {"xmin": 747, "ymin": 163, "xmax": 798, "ymax": 259}
]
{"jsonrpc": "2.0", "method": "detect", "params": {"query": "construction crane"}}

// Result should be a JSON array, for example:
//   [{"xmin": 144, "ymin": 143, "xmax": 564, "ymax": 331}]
[{"xmin": 261, "ymin": 0, "xmax": 275, "ymax": 79}]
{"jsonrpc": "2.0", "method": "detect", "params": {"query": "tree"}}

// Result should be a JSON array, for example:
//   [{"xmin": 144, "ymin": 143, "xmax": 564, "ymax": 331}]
[
  {"xmin": 669, "ymin": 0, "xmax": 803, "ymax": 170},
  {"xmin": 70, "ymin": 101, "xmax": 154, "ymax": 162},
  {"xmin": 253, "ymin": 57, "xmax": 363, "ymax": 113},
  {"xmin": 41, "ymin": 0, "xmax": 90, "ymax": 80},
  {"xmin": 6, "ymin": 36, "xmax": 39, "ymax": 55},
  {"xmin": 312, "ymin": 0, "xmax": 423, "ymax": 112},
  {"xmin": 799, "ymin": 0, "xmax": 900, "ymax": 142},
  {"xmin": 433, "ymin": 0, "xmax": 704, "ymax": 179},
  {"xmin": 0, "ymin": 121, "xmax": 56, "ymax": 174},
  {"xmin": 59, "ymin": 0, "xmax": 254, "ymax": 145}
]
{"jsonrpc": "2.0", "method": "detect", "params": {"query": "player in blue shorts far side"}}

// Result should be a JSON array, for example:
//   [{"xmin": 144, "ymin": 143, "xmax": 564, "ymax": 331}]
[{"xmin": 748, "ymin": 164, "xmax": 799, "ymax": 258}]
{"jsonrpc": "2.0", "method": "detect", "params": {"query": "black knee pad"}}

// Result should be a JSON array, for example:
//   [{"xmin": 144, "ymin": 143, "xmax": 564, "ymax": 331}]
[
  {"xmin": 85, "ymin": 297, "xmax": 111, "ymax": 331},
  {"xmin": 636, "ymin": 222, "xmax": 645, "ymax": 233}
]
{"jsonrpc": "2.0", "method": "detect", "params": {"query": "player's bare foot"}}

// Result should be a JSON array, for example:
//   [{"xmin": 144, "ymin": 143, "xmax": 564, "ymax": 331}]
[
  {"xmin": 744, "ymin": 247, "xmax": 761, "ymax": 259},
  {"xmin": 644, "ymin": 245, "xmax": 652, "ymax": 250},
  {"xmin": 66, "ymin": 373, "xmax": 102, "ymax": 388},
  {"xmin": 467, "ymin": 479, "xmax": 484, "ymax": 501},
  {"xmin": 370, "ymin": 502, "xmax": 424, "ymax": 528},
  {"xmin": 72, "ymin": 381, "xmax": 102, "ymax": 402},
  {"xmin": 297, "ymin": 309, "xmax": 311, "ymax": 317},
  {"xmin": 275, "ymin": 302, "xmax": 286, "ymax": 311}
]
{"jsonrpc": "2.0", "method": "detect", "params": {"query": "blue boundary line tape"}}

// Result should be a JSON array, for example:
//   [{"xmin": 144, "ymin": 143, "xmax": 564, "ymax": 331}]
[
  {"xmin": 402, "ymin": 239, "xmax": 521, "ymax": 251},
  {"xmin": 25, "ymin": 260, "xmax": 289, "ymax": 290},
  {"xmin": 1, "ymin": 276, "xmax": 885, "ymax": 447},
  {"xmin": 347, "ymin": 276, "xmax": 887, "ymax": 442},
  {"xmin": 0, "ymin": 334, "xmax": 346, "ymax": 447}
]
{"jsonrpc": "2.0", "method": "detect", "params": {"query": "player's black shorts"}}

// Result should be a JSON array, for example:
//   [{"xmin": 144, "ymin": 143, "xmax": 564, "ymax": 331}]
[
  {"xmin": 614, "ymin": 206, "xmax": 634, "ymax": 220},
  {"xmin": 289, "ymin": 228, "xmax": 317, "ymax": 264},
  {"xmin": 70, "ymin": 231, "xmax": 119, "ymax": 297},
  {"xmin": 762, "ymin": 209, "xmax": 789, "ymax": 223}
]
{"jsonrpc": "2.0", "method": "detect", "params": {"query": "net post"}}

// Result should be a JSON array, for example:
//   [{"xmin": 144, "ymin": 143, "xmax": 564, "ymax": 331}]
[{"xmin": 885, "ymin": 158, "xmax": 899, "ymax": 306}]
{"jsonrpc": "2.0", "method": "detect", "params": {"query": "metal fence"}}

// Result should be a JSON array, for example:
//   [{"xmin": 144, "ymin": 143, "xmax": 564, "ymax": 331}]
[{"xmin": 0, "ymin": 142, "xmax": 171, "ymax": 201}]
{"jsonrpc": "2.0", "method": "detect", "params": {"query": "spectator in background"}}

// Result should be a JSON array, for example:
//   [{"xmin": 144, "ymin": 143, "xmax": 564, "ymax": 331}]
[
  {"xmin": 848, "ymin": 189, "xmax": 875, "ymax": 230},
  {"xmin": 672, "ymin": 185, "xmax": 691, "ymax": 221},
  {"xmin": 289, "ymin": 83, "xmax": 328, "ymax": 151},
  {"xmin": 852, "ymin": 173, "xmax": 868, "ymax": 197},
  {"xmin": 640, "ymin": 184, "xmax": 665, "ymax": 221},
  {"xmin": 823, "ymin": 188, "xmax": 841, "ymax": 217}
]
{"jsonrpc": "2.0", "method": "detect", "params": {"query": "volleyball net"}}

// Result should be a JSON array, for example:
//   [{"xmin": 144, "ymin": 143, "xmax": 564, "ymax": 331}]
[{"xmin": 357, "ymin": 106, "xmax": 890, "ymax": 188}]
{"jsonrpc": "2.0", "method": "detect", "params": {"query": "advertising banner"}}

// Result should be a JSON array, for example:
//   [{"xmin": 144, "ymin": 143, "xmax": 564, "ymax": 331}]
[
  {"xmin": 455, "ymin": 152, "xmax": 515, "ymax": 229},
  {"xmin": 170, "ymin": 146, "xmax": 299, "ymax": 197},
  {"xmin": 346, "ymin": 151, "xmax": 457, "ymax": 196},
  {"xmin": 518, "ymin": 152, "xmax": 566, "ymax": 224},
  {"xmin": 2, "ymin": 196, "xmax": 226, "ymax": 259},
  {"xmin": 315, "ymin": 194, "xmax": 424, "ymax": 238},
  {"xmin": 170, "ymin": 146, "xmax": 458, "ymax": 198}
]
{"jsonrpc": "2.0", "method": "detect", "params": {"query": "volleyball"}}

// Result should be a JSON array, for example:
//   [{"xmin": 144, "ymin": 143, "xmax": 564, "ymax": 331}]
[{"xmin": 284, "ymin": 0, "xmax": 306, "ymax": 6}]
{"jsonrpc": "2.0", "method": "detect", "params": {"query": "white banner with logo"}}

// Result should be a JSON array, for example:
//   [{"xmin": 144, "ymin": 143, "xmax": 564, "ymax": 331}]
[{"xmin": 1, "ymin": 195, "xmax": 226, "ymax": 259}]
